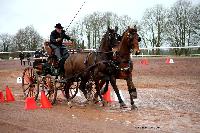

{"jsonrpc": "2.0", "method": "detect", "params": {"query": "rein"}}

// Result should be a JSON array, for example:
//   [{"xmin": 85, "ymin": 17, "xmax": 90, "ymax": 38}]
[{"xmin": 84, "ymin": 50, "xmax": 113, "ymax": 65}]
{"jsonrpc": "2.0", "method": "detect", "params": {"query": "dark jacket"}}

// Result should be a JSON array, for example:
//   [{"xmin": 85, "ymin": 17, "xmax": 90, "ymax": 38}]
[
  {"xmin": 115, "ymin": 32, "xmax": 122, "ymax": 42},
  {"xmin": 26, "ymin": 53, "xmax": 31, "ymax": 58},
  {"xmin": 50, "ymin": 30, "xmax": 70, "ymax": 46},
  {"xmin": 19, "ymin": 53, "xmax": 24, "ymax": 60}
]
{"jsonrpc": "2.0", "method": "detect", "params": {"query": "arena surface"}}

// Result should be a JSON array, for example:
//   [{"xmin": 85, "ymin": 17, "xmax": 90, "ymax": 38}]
[{"xmin": 0, "ymin": 57, "xmax": 200, "ymax": 133}]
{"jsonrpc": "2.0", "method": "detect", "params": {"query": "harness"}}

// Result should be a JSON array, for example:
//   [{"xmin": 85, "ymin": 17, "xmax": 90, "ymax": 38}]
[{"xmin": 83, "ymin": 50, "xmax": 132, "ymax": 77}]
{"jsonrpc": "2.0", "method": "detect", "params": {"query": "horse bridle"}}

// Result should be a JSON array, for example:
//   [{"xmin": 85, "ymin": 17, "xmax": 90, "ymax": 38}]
[
  {"xmin": 126, "ymin": 30, "xmax": 140, "ymax": 52},
  {"xmin": 111, "ymin": 29, "xmax": 141, "ymax": 72},
  {"xmin": 107, "ymin": 31, "xmax": 117, "ymax": 50}
]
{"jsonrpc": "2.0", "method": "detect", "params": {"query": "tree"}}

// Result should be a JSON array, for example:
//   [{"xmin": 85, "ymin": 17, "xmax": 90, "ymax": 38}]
[
  {"xmin": 140, "ymin": 5, "xmax": 167, "ymax": 55},
  {"xmin": 13, "ymin": 29, "xmax": 26, "ymax": 51},
  {"xmin": 188, "ymin": 3, "xmax": 200, "ymax": 46},
  {"xmin": 83, "ymin": 14, "xmax": 93, "ymax": 49},
  {"xmin": 118, "ymin": 15, "xmax": 138, "ymax": 34},
  {"xmin": 13, "ymin": 25, "xmax": 43, "ymax": 51},
  {"xmin": 82, "ymin": 12, "xmax": 106, "ymax": 49},
  {"xmin": 165, "ymin": 0, "xmax": 192, "ymax": 55},
  {"xmin": 0, "ymin": 33, "xmax": 13, "ymax": 52},
  {"xmin": 103, "ymin": 12, "xmax": 119, "ymax": 29},
  {"xmin": 68, "ymin": 21, "xmax": 85, "ymax": 49},
  {"xmin": 73, "ymin": 11, "xmax": 137, "ymax": 49}
]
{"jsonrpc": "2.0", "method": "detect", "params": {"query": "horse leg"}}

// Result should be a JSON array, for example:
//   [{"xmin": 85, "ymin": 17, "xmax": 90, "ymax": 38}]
[
  {"xmin": 110, "ymin": 76, "xmax": 127, "ymax": 108},
  {"xmin": 93, "ymin": 70, "xmax": 109, "ymax": 105},
  {"xmin": 79, "ymin": 80, "xmax": 88, "ymax": 99},
  {"xmin": 126, "ymin": 77, "xmax": 137, "ymax": 110},
  {"xmin": 94, "ymin": 80, "xmax": 107, "ymax": 106},
  {"xmin": 64, "ymin": 82, "xmax": 71, "ymax": 100},
  {"xmin": 93, "ymin": 80, "xmax": 101, "ymax": 103},
  {"xmin": 90, "ymin": 80, "xmax": 106, "ymax": 106}
]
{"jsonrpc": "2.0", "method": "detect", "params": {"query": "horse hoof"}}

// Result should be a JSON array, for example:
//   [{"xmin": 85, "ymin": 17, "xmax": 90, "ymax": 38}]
[
  {"xmin": 93, "ymin": 97, "xmax": 99, "ymax": 104},
  {"xmin": 86, "ymin": 100, "xmax": 93, "ymax": 105},
  {"xmin": 100, "ymin": 100, "xmax": 107, "ymax": 107},
  {"xmin": 120, "ymin": 103, "xmax": 128, "ymax": 108},
  {"xmin": 92, "ymin": 100, "xmax": 100, "ymax": 105},
  {"xmin": 131, "ymin": 105, "xmax": 138, "ymax": 110},
  {"xmin": 67, "ymin": 101, "xmax": 73, "ymax": 108}
]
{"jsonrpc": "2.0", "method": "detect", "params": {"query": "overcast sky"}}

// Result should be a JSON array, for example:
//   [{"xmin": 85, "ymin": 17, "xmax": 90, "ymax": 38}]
[{"xmin": 0, "ymin": 0, "xmax": 199, "ymax": 38}]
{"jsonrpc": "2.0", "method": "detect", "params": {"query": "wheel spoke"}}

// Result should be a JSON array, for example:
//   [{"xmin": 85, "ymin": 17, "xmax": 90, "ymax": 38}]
[
  {"xmin": 22, "ymin": 67, "xmax": 39, "ymax": 100},
  {"xmin": 42, "ymin": 75, "xmax": 57, "ymax": 104},
  {"xmin": 24, "ymin": 85, "xmax": 30, "ymax": 92}
]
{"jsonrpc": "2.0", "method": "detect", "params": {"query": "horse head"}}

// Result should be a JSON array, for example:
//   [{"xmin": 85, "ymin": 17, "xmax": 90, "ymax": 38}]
[
  {"xmin": 99, "ymin": 27, "xmax": 117, "ymax": 52},
  {"xmin": 122, "ymin": 26, "xmax": 141, "ymax": 55}
]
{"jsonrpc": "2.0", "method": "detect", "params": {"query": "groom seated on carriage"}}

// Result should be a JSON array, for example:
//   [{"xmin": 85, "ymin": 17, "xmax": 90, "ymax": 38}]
[{"xmin": 114, "ymin": 26, "xmax": 122, "ymax": 42}]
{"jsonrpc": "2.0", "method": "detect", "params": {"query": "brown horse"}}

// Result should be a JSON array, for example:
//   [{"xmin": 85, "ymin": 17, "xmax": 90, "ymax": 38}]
[
  {"xmin": 63, "ymin": 27, "xmax": 117, "ymax": 101},
  {"xmin": 98, "ymin": 26, "xmax": 141, "ymax": 109}
]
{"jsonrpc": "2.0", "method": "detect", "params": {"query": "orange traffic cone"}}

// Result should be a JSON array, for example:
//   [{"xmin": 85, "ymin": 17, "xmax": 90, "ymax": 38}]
[
  {"xmin": 103, "ymin": 87, "xmax": 112, "ymax": 102},
  {"xmin": 165, "ymin": 57, "xmax": 170, "ymax": 64},
  {"xmin": 40, "ymin": 91, "xmax": 52, "ymax": 108},
  {"xmin": 141, "ymin": 59, "xmax": 148, "ymax": 65},
  {"xmin": 0, "ymin": 91, "xmax": 4, "ymax": 103},
  {"xmin": 24, "ymin": 97, "xmax": 38, "ymax": 110},
  {"xmin": 5, "ymin": 86, "xmax": 15, "ymax": 102}
]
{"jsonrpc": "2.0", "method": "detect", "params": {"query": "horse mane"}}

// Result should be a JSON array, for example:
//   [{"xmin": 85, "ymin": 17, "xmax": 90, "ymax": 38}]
[
  {"xmin": 112, "ymin": 29, "xmax": 128, "ymax": 52},
  {"xmin": 98, "ymin": 34, "xmax": 106, "ymax": 51},
  {"xmin": 122, "ymin": 26, "xmax": 137, "ymax": 35}
]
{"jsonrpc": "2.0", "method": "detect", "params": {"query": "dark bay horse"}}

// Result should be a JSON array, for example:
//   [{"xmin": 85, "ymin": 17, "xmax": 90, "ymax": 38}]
[
  {"xmin": 98, "ymin": 26, "xmax": 141, "ymax": 109},
  {"xmin": 63, "ymin": 27, "xmax": 117, "ymax": 102}
]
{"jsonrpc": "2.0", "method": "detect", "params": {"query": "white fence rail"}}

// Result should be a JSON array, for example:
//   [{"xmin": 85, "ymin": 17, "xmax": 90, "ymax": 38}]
[
  {"xmin": 0, "ymin": 46, "xmax": 199, "ymax": 59},
  {"xmin": 0, "ymin": 46, "xmax": 200, "ymax": 54},
  {"xmin": 139, "ymin": 46, "xmax": 200, "ymax": 50}
]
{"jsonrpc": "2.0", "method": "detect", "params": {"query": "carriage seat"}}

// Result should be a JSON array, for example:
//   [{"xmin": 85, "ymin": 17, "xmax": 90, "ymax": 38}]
[
  {"xmin": 43, "ymin": 41, "xmax": 59, "ymax": 68},
  {"xmin": 44, "ymin": 41, "xmax": 54, "ymax": 56}
]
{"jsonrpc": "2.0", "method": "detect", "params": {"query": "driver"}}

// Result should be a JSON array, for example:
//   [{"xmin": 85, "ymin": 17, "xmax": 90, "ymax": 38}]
[{"xmin": 50, "ymin": 23, "xmax": 73, "ymax": 61}]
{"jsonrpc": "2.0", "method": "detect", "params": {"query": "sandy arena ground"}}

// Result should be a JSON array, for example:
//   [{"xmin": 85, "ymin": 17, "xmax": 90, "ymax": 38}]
[{"xmin": 0, "ymin": 57, "xmax": 200, "ymax": 133}]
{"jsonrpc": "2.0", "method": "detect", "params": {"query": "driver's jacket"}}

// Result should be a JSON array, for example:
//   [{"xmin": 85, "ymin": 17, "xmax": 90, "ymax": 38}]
[{"xmin": 50, "ymin": 30, "xmax": 71, "ymax": 46}]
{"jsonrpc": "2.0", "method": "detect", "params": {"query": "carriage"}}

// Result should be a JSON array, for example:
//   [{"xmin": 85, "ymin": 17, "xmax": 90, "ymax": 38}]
[
  {"xmin": 21, "ymin": 42, "xmax": 85, "ymax": 104},
  {"xmin": 22, "ymin": 26, "xmax": 141, "ymax": 109}
]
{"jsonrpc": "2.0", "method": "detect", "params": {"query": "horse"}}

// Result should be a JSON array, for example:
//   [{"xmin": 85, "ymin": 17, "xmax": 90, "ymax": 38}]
[
  {"xmin": 97, "ymin": 26, "xmax": 141, "ymax": 109},
  {"xmin": 62, "ymin": 27, "xmax": 117, "ymax": 103}
]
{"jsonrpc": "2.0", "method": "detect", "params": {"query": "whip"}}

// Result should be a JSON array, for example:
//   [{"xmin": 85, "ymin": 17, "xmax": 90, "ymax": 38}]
[{"xmin": 66, "ymin": 1, "xmax": 86, "ymax": 31}]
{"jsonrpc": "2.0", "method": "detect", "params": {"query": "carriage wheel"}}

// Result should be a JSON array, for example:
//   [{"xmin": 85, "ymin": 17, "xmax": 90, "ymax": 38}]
[
  {"xmin": 64, "ymin": 81, "xmax": 79, "ymax": 100},
  {"xmin": 42, "ymin": 74, "xmax": 57, "ymax": 105},
  {"xmin": 22, "ymin": 67, "xmax": 39, "ymax": 100}
]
